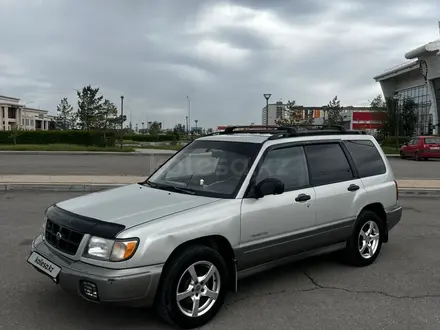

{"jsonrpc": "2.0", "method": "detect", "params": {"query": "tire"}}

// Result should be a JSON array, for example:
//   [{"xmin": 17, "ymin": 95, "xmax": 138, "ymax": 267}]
[
  {"xmin": 415, "ymin": 152, "xmax": 421, "ymax": 161},
  {"xmin": 345, "ymin": 210, "xmax": 383, "ymax": 267},
  {"xmin": 400, "ymin": 151, "xmax": 405, "ymax": 159},
  {"xmin": 155, "ymin": 245, "xmax": 229, "ymax": 329}
]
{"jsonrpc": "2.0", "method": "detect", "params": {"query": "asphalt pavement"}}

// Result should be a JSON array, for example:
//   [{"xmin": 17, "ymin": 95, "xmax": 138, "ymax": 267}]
[
  {"xmin": 1, "ymin": 191, "xmax": 440, "ymax": 329},
  {"xmin": 0, "ymin": 153, "xmax": 438, "ymax": 179}
]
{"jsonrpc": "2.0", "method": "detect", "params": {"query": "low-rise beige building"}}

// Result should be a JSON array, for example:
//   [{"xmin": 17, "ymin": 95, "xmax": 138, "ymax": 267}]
[{"xmin": 0, "ymin": 95, "xmax": 55, "ymax": 131}]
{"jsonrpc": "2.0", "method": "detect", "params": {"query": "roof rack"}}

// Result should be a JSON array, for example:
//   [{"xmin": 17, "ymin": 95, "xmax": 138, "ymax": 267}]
[{"xmin": 218, "ymin": 124, "xmax": 366, "ymax": 139}]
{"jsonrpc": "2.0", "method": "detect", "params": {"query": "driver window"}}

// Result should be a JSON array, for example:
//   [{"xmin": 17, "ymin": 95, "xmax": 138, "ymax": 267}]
[
  {"xmin": 165, "ymin": 149, "xmax": 219, "ymax": 179},
  {"xmin": 256, "ymin": 146, "xmax": 309, "ymax": 191}
]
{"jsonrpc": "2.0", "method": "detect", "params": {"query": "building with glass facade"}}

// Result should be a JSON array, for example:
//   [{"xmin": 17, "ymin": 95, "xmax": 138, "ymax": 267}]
[{"xmin": 374, "ymin": 38, "xmax": 440, "ymax": 135}]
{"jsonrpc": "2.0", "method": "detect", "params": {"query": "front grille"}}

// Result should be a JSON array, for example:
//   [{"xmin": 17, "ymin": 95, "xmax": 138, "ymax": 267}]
[{"xmin": 45, "ymin": 219, "xmax": 84, "ymax": 255}]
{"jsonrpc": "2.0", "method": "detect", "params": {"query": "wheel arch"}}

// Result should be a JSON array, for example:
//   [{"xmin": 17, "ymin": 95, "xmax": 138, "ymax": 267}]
[
  {"xmin": 160, "ymin": 235, "xmax": 237, "ymax": 292},
  {"xmin": 356, "ymin": 203, "xmax": 388, "ymax": 243}
]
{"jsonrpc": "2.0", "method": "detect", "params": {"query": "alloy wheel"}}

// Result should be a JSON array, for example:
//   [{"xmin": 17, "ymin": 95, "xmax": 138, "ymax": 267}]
[
  {"xmin": 358, "ymin": 220, "xmax": 380, "ymax": 259},
  {"xmin": 176, "ymin": 261, "xmax": 221, "ymax": 318}
]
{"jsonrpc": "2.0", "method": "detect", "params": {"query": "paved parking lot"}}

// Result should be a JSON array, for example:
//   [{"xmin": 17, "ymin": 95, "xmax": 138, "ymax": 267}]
[
  {"xmin": 1, "ymin": 191, "xmax": 440, "ymax": 329},
  {"xmin": 0, "ymin": 153, "xmax": 438, "ymax": 179}
]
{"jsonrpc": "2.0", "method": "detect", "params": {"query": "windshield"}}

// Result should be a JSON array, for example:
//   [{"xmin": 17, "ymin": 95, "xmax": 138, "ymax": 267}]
[
  {"xmin": 146, "ymin": 139, "xmax": 262, "ymax": 198},
  {"xmin": 424, "ymin": 138, "xmax": 440, "ymax": 144}
]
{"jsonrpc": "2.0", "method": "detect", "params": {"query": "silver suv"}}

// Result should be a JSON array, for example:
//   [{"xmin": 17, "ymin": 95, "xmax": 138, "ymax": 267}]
[{"xmin": 28, "ymin": 125, "xmax": 402, "ymax": 329}]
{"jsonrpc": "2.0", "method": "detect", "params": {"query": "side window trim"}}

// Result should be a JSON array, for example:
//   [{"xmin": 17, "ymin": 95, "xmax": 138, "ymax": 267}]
[{"xmin": 303, "ymin": 142, "xmax": 356, "ymax": 187}]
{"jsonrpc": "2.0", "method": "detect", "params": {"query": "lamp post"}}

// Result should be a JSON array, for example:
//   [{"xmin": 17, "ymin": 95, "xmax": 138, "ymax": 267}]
[
  {"xmin": 186, "ymin": 116, "xmax": 189, "ymax": 135},
  {"xmin": 187, "ymin": 96, "xmax": 191, "ymax": 138},
  {"xmin": 195, "ymin": 119, "xmax": 198, "ymax": 135},
  {"xmin": 120, "ymin": 95, "xmax": 124, "ymax": 148},
  {"xmin": 263, "ymin": 94, "xmax": 272, "ymax": 127},
  {"xmin": 393, "ymin": 94, "xmax": 400, "ymax": 152}
]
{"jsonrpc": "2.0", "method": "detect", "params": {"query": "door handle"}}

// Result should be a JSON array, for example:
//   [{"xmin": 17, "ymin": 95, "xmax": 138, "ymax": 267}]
[
  {"xmin": 347, "ymin": 184, "xmax": 360, "ymax": 192},
  {"xmin": 295, "ymin": 194, "xmax": 311, "ymax": 202}
]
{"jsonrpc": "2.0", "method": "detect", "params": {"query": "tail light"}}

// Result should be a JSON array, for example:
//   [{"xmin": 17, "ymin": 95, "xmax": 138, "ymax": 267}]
[{"xmin": 394, "ymin": 180, "xmax": 398, "ymax": 201}]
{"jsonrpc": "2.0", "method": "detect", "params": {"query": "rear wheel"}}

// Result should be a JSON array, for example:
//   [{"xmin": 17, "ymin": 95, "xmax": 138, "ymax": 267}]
[
  {"xmin": 400, "ymin": 151, "xmax": 405, "ymax": 159},
  {"xmin": 345, "ymin": 210, "xmax": 383, "ymax": 267},
  {"xmin": 155, "ymin": 245, "xmax": 229, "ymax": 329}
]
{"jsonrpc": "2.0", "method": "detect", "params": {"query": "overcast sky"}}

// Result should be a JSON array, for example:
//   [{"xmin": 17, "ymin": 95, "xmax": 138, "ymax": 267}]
[{"xmin": 0, "ymin": 0, "xmax": 439, "ymax": 129}]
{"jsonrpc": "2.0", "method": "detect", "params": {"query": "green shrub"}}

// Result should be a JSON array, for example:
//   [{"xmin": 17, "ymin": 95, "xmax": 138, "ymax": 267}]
[
  {"xmin": 0, "ymin": 130, "xmax": 117, "ymax": 147},
  {"xmin": 381, "ymin": 136, "xmax": 410, "ymax": 147},
  {"xmin": 127, "ymin": 134, "xmax": 179, "ymax": 142}
]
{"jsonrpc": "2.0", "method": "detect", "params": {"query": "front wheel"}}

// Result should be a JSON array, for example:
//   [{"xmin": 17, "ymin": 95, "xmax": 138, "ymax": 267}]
[
  {"xmin": 155, "ymin": 245, "xmax": 229, "ymax": 329},
  {"xmin": 345, "ymin": 210, "xmax": 383, "ymax": 267}
]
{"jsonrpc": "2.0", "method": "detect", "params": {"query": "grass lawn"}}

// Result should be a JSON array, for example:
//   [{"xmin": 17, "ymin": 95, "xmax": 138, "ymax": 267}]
[
  {"xmin": 381, "ymin": 145, "xmax": 400, "ymax": 155},
  {"xmin": 0, "ymin": 144, "xmax": 135, "ymax": 152}
]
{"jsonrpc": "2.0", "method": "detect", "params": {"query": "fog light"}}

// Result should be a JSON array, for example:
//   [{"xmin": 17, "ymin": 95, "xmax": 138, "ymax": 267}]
[{"xmin": 80, "ymin": 280, "xmax": 99, "ymax": 301}]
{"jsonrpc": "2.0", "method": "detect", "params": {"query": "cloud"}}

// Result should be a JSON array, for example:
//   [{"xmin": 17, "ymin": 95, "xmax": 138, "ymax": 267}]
[{"xmin": 0, "ymin": 0, "xmax": 439, "ymax": 128}]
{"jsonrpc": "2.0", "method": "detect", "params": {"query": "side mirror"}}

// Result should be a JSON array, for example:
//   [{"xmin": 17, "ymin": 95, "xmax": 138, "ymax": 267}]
[{"xmin": 255, "ymin": 178, "xmax": 284, "ymax": 198}]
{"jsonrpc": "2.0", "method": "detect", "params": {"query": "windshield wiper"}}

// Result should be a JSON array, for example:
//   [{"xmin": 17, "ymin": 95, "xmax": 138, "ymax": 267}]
[
  {"xmin": 167, "ymin": 185, "xmax": 196, "ymax": 195},
  {"xmin": 142, "ymin": 181, "xmax": 196, "ymax": 195}
]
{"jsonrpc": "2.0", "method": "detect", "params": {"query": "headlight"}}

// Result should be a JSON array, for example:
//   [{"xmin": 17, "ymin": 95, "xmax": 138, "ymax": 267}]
[
  {"xmin": 84, "ymin": 236, "xmax": 139, "ymax": 262},
  {"xmin": 41, "ymin": 217, "xmax": 47, "ymax": 238}
]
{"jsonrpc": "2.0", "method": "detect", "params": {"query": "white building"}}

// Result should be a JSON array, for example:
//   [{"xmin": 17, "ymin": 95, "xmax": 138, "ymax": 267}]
[
  {"xmin": 374, "ymin": 38, "xmax": 440, "ymax": 135},
  {"xmin": 0, "ymin": 95, "xmax": 54, "ymax": 131},
  {"xmin": 261, "ymin": 101, "xmax": 287, "ymax": 125}
]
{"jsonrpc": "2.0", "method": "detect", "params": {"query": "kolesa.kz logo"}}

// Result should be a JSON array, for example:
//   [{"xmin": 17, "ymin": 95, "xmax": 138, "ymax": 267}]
[{"xmin": 35, "ymin": 256, "xmax": 54, "ymax": 273}]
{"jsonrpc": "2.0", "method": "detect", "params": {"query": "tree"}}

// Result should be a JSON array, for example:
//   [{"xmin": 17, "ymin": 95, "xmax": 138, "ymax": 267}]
[
  {"xmin": 76, "ymin": 85, "xmax": 104, "ymax": 130},
  {"xmin": 276, "ymin": 100, "xmax": 304, "ymax": 125},
  {"xmin": 55, "ymin": 97, "xmax": 75, "ymax": 129},
  {"xmin": 325, "ymin": 96, "xmax": 343, "ymax": 125},
  {"xmin": 149, "ymin": 121, "xmax": 162, "ymax": 136},
  {"xmin": 173, "ymin": 123, "xmax": 186, "ymax": 134},
  {"xmin": 400, "ymin": 98, "xmax": 417, "ymax": 137},
  {"xmin": 95, "ymin": 99, "xmax": 119, "ymax": 130}
]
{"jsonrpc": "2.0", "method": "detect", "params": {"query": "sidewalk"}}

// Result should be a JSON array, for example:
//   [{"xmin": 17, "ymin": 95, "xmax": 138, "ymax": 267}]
[{"xmin": 1, "ymin": 175, "xmax": 440, "ymax": 193}]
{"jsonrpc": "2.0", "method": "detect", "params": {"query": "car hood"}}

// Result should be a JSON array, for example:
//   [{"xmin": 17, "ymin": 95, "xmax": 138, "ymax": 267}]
[{"xmin": 55, "ymin": 183, "xmax": 221, "ymax": 228}]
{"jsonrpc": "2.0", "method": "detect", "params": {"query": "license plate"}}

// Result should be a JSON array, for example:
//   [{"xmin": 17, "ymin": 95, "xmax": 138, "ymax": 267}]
[
  {"xmin": 431, "ymin": 147, "xmax": 440, "ymax": 150},
  {"xmin": 27, "ymin": 252, "xmax": 61, "ymax": 280}
]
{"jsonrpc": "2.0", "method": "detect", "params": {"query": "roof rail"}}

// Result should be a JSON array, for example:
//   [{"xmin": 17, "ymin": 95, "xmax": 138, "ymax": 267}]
[{"xmin": 217, "ymin": 124, "xmax": 366, "ymax": 139}]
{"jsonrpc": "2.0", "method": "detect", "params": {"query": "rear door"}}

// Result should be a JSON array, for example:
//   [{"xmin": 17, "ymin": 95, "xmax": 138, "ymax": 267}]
[{"xmin": 303, "ymin": 142, "xmax": 367, "ymax": 249}]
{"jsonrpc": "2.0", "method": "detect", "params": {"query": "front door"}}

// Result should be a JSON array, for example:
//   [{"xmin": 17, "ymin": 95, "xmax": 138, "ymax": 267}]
[{"xmin": 238, "ymin": 145, "xmax": 316, "ymax": 270}]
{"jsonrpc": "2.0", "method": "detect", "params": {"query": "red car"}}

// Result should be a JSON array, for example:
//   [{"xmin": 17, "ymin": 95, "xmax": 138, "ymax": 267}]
[{"xmin": 400, "ymin": 135, "xmax": 440, "ymax": 160}]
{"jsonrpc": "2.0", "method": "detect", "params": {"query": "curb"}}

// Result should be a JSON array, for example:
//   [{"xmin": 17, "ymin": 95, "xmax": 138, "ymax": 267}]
[{"xmin": 1, "ymin": 183, "xmax": 440, "ymax": 195}]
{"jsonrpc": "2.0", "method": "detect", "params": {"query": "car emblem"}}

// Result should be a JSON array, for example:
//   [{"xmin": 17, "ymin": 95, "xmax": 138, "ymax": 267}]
[{"xmin": 56, "ymin": 232, "xmax": 62, "ymax": 241}]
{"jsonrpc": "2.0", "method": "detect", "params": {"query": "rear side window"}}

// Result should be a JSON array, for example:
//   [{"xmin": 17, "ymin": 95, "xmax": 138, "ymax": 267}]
[
  {"xmin": 304, "ymin": 143, "xmax": 354, "ymax": 186},
  {"xmin": 345, "ymin": 140, "xmax": 386, "ymax": 178},
  {"xmin": 424, "ymin": 137, "xmax": 440, "ymax": 144}
]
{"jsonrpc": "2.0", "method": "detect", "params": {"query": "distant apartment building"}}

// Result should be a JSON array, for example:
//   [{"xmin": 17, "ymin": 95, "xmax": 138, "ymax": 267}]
[
  {"xmin": 261, "ymin": 101, "xmax": 288, "ymax": 125},
  {"xmin": 0, "ymin": 95, "xmax": 54, "ymax": 131}
]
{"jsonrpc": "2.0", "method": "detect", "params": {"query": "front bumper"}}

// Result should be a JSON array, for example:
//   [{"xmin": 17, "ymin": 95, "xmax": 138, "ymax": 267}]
[
  {"xmin": 386, "ymin": 205, "xmax": 402, "ymax": 232},
  {"xmin": 29, "ymin": 235, "xmax": 163, "ymax": 307}
]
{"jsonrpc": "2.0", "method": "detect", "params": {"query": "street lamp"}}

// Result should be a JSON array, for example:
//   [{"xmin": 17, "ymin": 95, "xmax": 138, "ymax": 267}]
[
  {"xmin": 187, "ymin": 96, "xmax": 191, "ymax": 138},
  {"xmin": 263, "ymin": 94, "xmax": 272, "ymax": 127},
  {"xmin": 195, "ymin": 119, "xmax": 198, "ymax": 134},
  {"xmin": 186, "ymin": 116, "xmax": 189, "ymax": 134},
  {"xmin": 120, "ymin": 95, "xmax": 124, "ymax": 148},
  {"xmin": 393, "ymin": 94, "xmax": 400, "ymax": 152}
]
